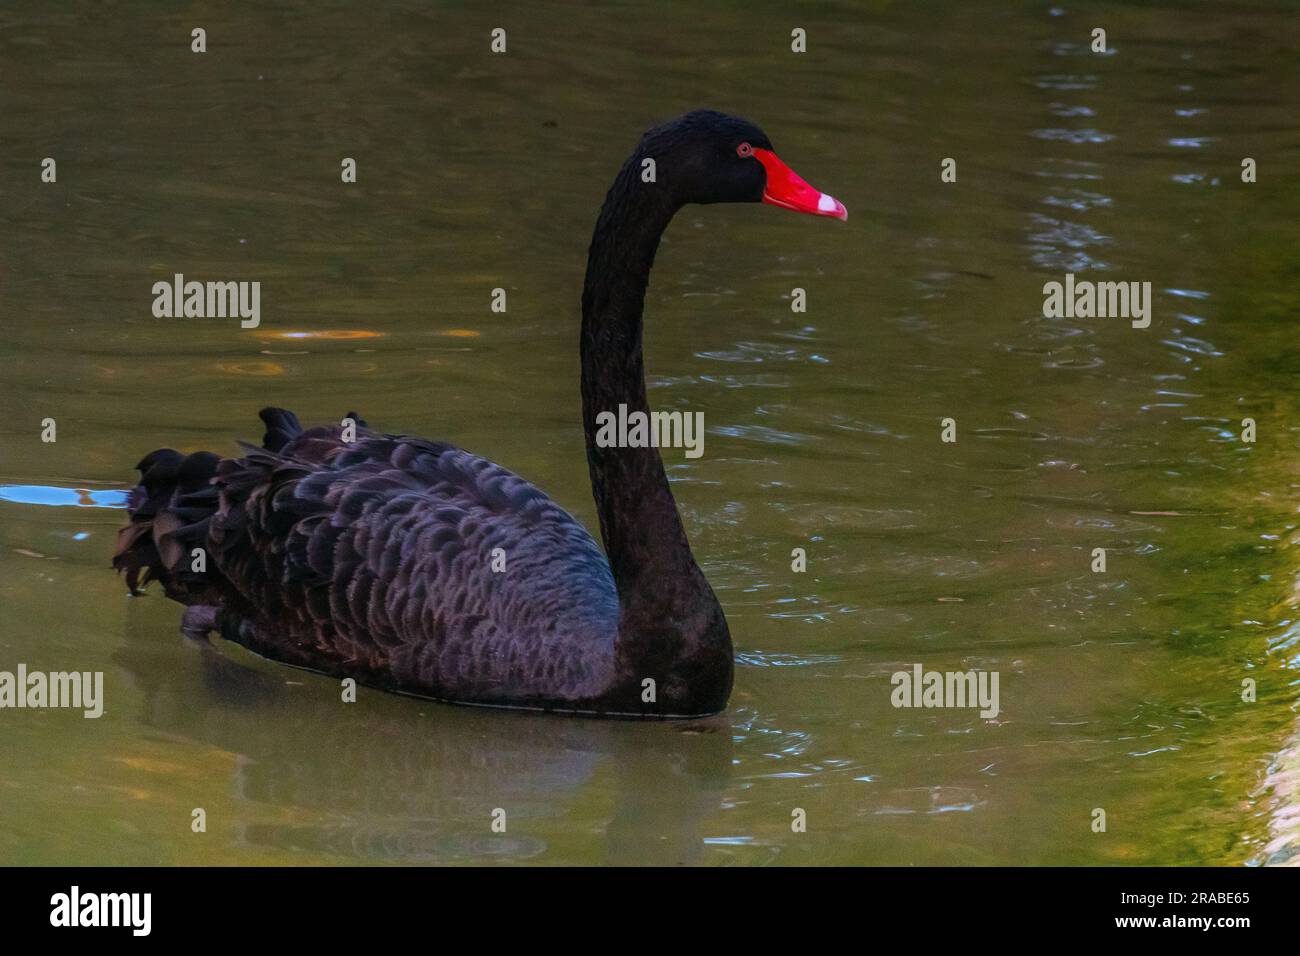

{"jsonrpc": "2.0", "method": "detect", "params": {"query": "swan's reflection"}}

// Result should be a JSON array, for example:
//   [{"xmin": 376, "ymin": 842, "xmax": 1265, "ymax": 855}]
[{"xmin": 115, "ymin": 605, "xmax": 732, "ymax": 865}]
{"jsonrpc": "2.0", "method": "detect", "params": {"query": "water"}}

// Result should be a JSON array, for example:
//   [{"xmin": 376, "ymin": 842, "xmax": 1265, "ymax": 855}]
[{"xmin": 2, "ymin": 0, "xmax": 1298, "ymax": 865}]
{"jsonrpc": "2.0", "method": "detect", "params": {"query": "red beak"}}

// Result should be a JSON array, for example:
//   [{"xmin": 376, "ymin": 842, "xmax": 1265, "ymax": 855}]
[{"xmin": 753, "ymin": 148, "xmax": 847, "ymax": 221}]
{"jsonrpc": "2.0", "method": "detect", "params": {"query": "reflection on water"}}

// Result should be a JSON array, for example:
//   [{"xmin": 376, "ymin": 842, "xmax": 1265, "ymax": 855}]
[
  {"xmin": 0, "ymin": 485, "xmax": 127, "ymax": 508},
  {"xmin": 110, "ymin": 627, "xmax": 731, "ymax": 865},
  {"xmin": 1, "ymin": 0, "xmax": 1298, "ymax": 865}
]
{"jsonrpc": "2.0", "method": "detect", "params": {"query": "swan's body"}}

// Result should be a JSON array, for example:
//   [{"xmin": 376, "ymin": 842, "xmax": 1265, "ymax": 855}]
[{"xmin": 114, "ymin": 110, "xmax": 845, "ymax": 718}]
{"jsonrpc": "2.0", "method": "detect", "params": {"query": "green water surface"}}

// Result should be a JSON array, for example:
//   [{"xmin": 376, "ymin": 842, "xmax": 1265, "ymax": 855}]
[{"xmin": 1, "ymin": 1, "xmax": 1298, "ymax": 865}]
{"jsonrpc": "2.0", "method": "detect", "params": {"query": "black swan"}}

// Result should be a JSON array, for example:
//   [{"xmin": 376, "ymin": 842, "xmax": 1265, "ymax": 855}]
[{"xmin": 114, "ymin": 110, "xmax": 846, "ymax": 717}]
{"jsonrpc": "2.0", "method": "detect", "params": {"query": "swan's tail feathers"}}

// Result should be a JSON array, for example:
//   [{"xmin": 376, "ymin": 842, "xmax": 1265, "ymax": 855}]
[
  {"xmin": 259, "ymin": 407, "xmax": 304, "ymax": 453},
  {"xmin": 112, "ymin": 448, "xmax": 223, "ymax": 600}
]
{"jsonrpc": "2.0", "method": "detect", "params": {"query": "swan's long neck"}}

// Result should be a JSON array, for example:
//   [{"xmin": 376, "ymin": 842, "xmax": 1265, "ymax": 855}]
[{"xmin": 580, "ymin": 155, "xmax": 731, "ymax": 692}]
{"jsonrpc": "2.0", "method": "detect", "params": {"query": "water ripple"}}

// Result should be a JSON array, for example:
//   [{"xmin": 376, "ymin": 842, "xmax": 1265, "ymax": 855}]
[{"xmin": 1032, "ymin": 128, "xmax": 1115, "ymax": 144}]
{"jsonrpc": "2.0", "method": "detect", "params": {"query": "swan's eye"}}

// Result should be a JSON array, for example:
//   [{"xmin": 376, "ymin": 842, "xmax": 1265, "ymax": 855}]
[{"xmin": 736, "ymin": 142, "xmax": 753, "ymax": 158}]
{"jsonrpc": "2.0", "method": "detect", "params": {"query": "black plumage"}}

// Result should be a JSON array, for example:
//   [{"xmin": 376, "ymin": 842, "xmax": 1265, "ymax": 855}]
[{"xmin": 112, "ymin": 110, "xmax": 829, "ymax": 717}]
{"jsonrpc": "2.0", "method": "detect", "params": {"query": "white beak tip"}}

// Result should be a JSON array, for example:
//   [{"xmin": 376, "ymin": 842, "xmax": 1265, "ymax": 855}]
[{"xmin": 819, "ymin": 193, "xmax": 848, "ymax": 220}]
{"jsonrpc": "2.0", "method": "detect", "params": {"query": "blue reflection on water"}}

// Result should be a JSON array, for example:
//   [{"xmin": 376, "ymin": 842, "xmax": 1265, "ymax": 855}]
[{"xmin": 0, "ymin": 485, "xmax": 128, "ymax": 509}]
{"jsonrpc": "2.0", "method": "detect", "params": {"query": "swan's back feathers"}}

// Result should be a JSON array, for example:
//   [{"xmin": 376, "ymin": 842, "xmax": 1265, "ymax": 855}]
[
  {"xmin": 115, "ymin": 408, "xmax": 620, "ymax": 705},
  {"xmin": 258, "ymin": 406, "xmax": 305, "ymax": 453}
]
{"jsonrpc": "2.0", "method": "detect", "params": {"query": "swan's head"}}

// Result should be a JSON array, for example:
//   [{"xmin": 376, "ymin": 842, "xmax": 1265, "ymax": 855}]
[{"xmin": 643, "ymin": 109, "xmax": 847, "ymax": 221}]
